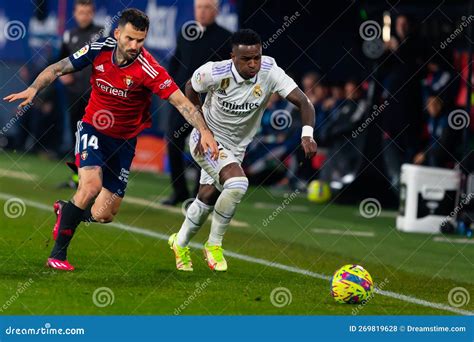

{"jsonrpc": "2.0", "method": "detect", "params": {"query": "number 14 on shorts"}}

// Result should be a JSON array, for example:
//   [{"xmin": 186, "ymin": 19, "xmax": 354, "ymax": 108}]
[{"xmin": 81, "ymin": 134, "xmax": 99, "ymax": 150}]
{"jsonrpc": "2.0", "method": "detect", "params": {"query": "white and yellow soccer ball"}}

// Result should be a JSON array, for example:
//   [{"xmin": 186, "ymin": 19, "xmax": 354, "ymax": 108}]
[
  {"xmin": 307, "ymin": 180, "xmax": 331, "ymax": 204},
  {"xmin": 330, "ymin": 264, "xmax": 373, "ymax": 304}
]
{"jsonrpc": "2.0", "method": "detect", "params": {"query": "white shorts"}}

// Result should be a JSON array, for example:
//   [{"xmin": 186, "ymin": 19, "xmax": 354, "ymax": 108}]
[{"xmin": 189, "ymin": 129, "xmax": 243, "ymax": 191}]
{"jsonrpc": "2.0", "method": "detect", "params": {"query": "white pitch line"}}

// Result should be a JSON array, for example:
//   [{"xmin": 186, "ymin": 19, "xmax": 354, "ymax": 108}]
[
  {"xmin": 433, "ymin": 236, "xmax": 474, "ymax": 245},
  {"xmin": 0, "ymin": 168, "xmax": 38, "ymax": 182},
  {"xmin": 0, "ymin": 168, "xmax": 248, "ymax": 228},
  {"xmin": 0, "ymin": 193, "xmax": 472, "ymax": 316},
  {"xmin": 312, "ymin": 228, "xmax": 375, "ymax": 237}
]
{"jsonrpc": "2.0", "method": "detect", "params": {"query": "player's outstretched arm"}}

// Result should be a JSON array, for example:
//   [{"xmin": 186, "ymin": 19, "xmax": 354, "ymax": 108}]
[
  {"xmin": 168, "ymin": 89, "xmax": 218, "ymax": 160},
  {"xmin": 286, "ymin": 87, "xmax": 318, "ymax": 159},
  {"xmin": 3, "ymin": 57, "xmax": 76, "ymax": 107}
]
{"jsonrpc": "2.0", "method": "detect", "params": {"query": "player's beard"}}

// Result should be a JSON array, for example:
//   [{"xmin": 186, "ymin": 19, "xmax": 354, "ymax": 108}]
[
  {"xmin": 117, "ymin": 46, "xmax": 138, "ymax": 63},
  {"xmin": 126, "ymin": 49, "xmax": 138, "ymax": 59}
]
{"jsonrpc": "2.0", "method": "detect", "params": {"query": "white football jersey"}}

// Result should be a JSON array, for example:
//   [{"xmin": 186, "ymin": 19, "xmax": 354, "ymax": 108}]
[{"xmin": 191, "ymin": 56, "xmax": 297, "ymax": 156}]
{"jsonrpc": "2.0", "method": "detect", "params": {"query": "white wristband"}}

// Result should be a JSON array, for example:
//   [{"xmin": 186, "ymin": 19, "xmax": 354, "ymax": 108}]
[{"xmin": 301, "ymin": 125, "xmax": 314, "ymax": 138}]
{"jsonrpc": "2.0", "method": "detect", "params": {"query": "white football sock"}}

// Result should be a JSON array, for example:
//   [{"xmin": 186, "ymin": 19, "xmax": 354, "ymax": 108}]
[
  {"xmin": 208, "ymin": 177, "xmax": 249, "ymax": 246},
  {"xmin": 177, "ymin": 198, "xmax": 213, "ymax": 247}
]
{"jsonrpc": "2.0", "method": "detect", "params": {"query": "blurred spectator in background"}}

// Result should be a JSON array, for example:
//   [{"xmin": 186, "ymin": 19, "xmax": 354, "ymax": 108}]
[
  {"xmin": 59, "ymin": 0, "xmax": 103, "ymax": 154},
  {"xmin": 422, "ymin": 56, "xmax": 457, "ymax": 108},
  {"xmin": 162, "ymin": 0, "xmax": 232, "ymax": 205},
  {"xmin": 13, "ymin": 1, "xmax": 62, "ymax": 156},
  {"xmin": 380, "ymin": 14, "xmax": 423, "ymax": 192},
  {"xmin": 313, "ymin": 81, "xmax": 330, "ymax": 143},
  {"xmin": 322, "ymin": 81, "xmax": 345, "ymax": 116},
  {"xmin": 57, "ymin": 0, "xmax": 102, "ymax": 188},
  {"xmin": 301, "ymin": 71, "xmax": 319, "ymax": 103},
  {"xmin": 413, "ymin": 96, "xmax": 461, "ymax": 167},
  {"xmin": 320, "ymin": 79, "xmax": 367, "ymax": 187}
]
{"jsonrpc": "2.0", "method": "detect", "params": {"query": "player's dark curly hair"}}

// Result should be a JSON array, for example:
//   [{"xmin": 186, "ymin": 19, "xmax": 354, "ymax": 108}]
[
  {"xmin": 118, "ymin": 8, "xmax": 149, "ymax": 32},
  {"xmin": 231, "ymin": 29, "xmax": 261, "ymax": 46}
]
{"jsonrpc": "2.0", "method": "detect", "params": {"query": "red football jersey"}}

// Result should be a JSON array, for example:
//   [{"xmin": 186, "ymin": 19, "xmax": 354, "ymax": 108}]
[{"xmin": 69, "ymin": 37, "xmax": 179, "ymax": 139}]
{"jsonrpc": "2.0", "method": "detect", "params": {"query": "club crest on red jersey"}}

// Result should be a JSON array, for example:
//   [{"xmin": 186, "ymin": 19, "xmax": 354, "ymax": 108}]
[{"xmin": 123, "ymin": 76, "xmax": 133, "ymax": 88}]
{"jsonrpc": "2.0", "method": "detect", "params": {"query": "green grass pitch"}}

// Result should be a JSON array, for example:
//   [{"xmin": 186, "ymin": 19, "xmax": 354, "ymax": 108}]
[{"xmin": 0, "ymin": 151, "xmax": 472, "ymax": 315}]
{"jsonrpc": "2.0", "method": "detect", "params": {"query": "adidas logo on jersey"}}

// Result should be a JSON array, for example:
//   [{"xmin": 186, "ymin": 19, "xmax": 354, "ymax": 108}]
[
  {"xmin": 95, "ymin": 64, "xmax": 104, "ymax": 72},
  {"xmin": 216, "ymin": 88, "xmax": 227, "ymax": 96}
]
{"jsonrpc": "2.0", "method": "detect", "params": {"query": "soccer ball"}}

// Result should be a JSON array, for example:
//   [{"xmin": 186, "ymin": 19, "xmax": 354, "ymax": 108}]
[
  {"xmin": 330, "ymin": 264, "xmax": 373, "ymax": 304},
  {"xmin": 307, "ymin": 180, "xmax": 331, "ymax": 203}
]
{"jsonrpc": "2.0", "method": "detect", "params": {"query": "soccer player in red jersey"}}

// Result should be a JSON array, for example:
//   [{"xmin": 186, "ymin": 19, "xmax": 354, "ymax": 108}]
[{"xmin": 4, "ymin": 8, "xmax": 218, "ymax": 271}]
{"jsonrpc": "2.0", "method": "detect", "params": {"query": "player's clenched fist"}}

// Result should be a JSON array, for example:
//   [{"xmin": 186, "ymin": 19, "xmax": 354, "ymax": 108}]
[{"xmin": 301, "ymin": 136, "xmax": 317, "ymax": 159}]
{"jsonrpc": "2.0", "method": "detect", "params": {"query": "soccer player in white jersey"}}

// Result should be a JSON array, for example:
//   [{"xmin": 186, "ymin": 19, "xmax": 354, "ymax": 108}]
[{"xmin": 168, "ymin": 29, "xmax": 317, "ymax": 271}]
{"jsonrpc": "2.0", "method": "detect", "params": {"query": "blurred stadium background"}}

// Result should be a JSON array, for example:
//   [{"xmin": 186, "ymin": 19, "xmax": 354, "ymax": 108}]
[
  {"xmin": 1, "ymin": 0, "xmax": 473, "ymax": 205},
  {"xmin": 0, "ymin": 0, "xmax": 473, "ymax": 315}
]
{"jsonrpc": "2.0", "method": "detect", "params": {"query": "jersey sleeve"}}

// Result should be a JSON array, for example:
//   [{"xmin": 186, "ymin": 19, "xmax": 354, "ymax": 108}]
[
  {"xmin": 68, "ymin": 42, "xmax": 101, "ymax": 71},
  {"xmin": 268, "ymin": 61, "xmax": 298, "ymax": 98},
  {"xmin": 190, "ymin": 62, "xmax": 215, "ymax": 93},
  {"xmin": 141, "ymin": 55, "xmax": 179, "ymax": 99}
]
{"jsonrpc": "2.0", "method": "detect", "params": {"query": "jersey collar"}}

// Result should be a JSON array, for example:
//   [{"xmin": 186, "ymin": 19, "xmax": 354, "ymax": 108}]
[{"xmin": 231, "ymin": 62, "xmax": 258, "ymax": 84}]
